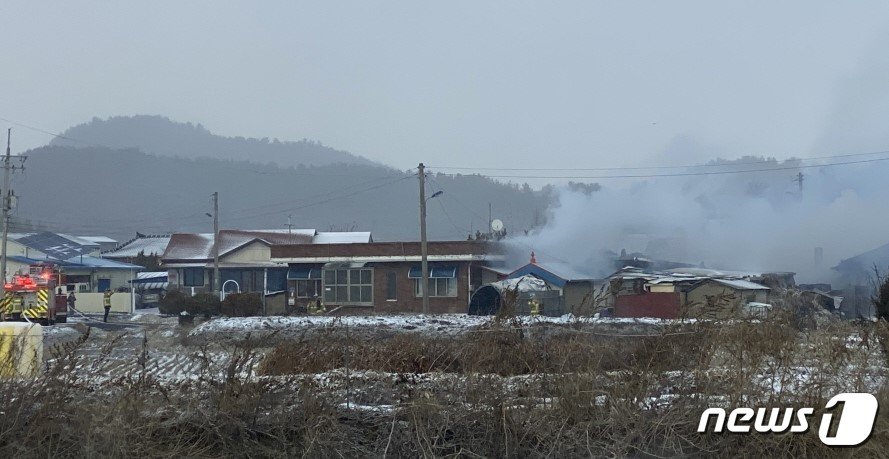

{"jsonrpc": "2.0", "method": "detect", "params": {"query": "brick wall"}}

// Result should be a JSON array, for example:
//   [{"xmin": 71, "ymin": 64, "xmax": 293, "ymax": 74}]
[
  {"xmin": 614, "ymin": 292, "xmax": 680, "ymax": 319},
  {"xmin": 372, "ymin": 262, "xmax": 476, "ymax": 314}
]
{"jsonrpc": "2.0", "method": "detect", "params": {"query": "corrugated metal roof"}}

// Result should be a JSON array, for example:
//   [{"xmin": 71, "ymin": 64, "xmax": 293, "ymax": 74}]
[
  {"xmin": 105, "ymin": 235, "xmax": 172, "ymax": 258},
  {"xmin": 711, "ymin": 278, "xmax": 770, "ymax": 291},
  {"xmin": 78, "ymin": 236, "xmax": 118, "ymax": 244}
]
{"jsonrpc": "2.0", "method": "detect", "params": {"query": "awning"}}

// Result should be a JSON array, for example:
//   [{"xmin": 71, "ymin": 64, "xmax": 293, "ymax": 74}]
[
  {"xmin": 322, "ymin": 262, "xmax": 367, "ymax": 270},
  {"xmin": 409, "ymin": 265, "xmax": 457, "ymax": 279},
  {"xmin": 132, "ymin": 282, "xmax": 168, "ymax": 290},
  {"xmin": 131, "ymin": 276, "xmax": 168, "ymax": 284},
  {"xmin": 287, "ymin": 267, "xmax": 321, "ymax": 280}
]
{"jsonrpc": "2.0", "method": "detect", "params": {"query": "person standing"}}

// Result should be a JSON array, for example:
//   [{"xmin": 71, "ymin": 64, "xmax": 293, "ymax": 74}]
[
  {"xmin": 67, "ymin": 290, "xmax": 76, "ymax": 313},
  {"xmin": 103, "ymin": 289, "xmax": 113, "ymax": 322}
]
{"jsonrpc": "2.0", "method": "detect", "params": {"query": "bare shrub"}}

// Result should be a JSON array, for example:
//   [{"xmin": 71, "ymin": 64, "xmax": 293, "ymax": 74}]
[{"xmin": 0, "ymin": 308, "xmax": 886, "ymax": 456}]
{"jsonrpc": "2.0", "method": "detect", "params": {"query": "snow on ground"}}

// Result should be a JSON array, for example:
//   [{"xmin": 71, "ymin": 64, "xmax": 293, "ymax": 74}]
[
  {"xmin": 188, "ymin": 314, "xmax": 677, "ymax": 342},
  {"xmin": 42, "ymin": 325, "xmax": 84, "ymax": 347}
]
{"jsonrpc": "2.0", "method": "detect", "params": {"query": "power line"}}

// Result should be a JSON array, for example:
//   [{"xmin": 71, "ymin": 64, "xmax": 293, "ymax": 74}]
[
  {"xmin": 428, "ymin": 149, "xmax": 889, "ymax": 172},
  {"xmin": 432, "ymin": 155, "xmax": 889, "ymax": 180},
  {"xmin": 0, "ymin": 117, "xmax": 78, "ymax": 142},
  {"xmin": 222, "ymin": 175, "xmax": 414, "ymax": 224}
]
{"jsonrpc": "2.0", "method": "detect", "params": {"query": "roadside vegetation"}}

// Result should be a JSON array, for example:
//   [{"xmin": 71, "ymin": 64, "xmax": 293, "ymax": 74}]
[{"xmin": 0, "ymin": 293, "xmax": 887, "ymax": 457}]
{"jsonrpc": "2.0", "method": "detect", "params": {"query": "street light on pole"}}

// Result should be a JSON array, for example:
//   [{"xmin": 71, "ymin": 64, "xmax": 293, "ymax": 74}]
[{"xmin": 418, "ymin": 163, "xmax": 443, "ymax": 315}]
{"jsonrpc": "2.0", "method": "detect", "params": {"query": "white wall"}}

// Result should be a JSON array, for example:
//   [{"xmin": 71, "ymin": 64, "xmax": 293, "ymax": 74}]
[{"xmin": 72, "ymin": 293, "xmax": 135, "ymax": 313}]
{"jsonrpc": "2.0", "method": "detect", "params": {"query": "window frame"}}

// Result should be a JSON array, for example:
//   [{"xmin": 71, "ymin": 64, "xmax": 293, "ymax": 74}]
[
  {"xmin": 182, "ymin": 268, "xmax": 204, "ymax": 287},
  {"xmin": 414, "ymin": 277, "xmax": 458, "ymax": 298},
  {"xmin": 386, "ymin": 271, "xmax": 397, "ymax": 300},
  {"xmin": 295, "ymin": 279, "xmax": 322, "ymax": 298},
  {"xmin": 323, "ymin": 268, "xmax": 373, "ymax": 304}
]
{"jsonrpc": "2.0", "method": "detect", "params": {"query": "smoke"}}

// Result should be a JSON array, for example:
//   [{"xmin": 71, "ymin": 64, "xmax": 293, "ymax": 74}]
[
  {"xmin": 512, "ymin": 159, "xmax": 888, "ymax": 283},
  {"xmin": 506, "ymin": 31, "xmax": 889, "ymax": 285}
]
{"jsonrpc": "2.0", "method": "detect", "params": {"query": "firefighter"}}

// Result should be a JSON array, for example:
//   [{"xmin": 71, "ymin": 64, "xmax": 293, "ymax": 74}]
[
  {"xmin": 529, "ymin": 298, "xmax": 541, "ymax": 316},
  {"xmin": 67, "ymin": 290, "xmax": 77, "ymax": 313},
  {"xmin": 308, "ymin": 296, "xmax": 325, "ymax": 315},
  {"xmin": 55, "ymin": 288, "xmax": 67, "ymax": 322},
  {"xmin": 103, "ymin": 289, "xmax": 113, "ymax": 322}
]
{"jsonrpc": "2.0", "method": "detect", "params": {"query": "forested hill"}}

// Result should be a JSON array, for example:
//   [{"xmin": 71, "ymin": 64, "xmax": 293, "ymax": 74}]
[
  {"xmin": 12, "ymin": 145, "xmax": 553, "ymax": 242},
  {"xmin": 50, "ymin": 115, "xmax": 375, "ymax": 168}
]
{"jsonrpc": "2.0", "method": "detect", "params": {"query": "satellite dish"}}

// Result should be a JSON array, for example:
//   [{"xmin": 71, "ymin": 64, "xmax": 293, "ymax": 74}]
[{"xmin": 491, "ymin": 219, "xmax": 504, "ymax": 232}]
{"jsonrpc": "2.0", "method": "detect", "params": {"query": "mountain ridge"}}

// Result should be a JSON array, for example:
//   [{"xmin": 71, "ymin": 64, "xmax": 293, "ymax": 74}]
[{"xmin": 50, "ymin": 115, "xmax": 378, "ymax": 169}]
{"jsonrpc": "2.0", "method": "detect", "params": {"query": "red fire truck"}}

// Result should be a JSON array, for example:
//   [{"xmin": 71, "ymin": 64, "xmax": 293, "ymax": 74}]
[{"xmin": 0, "ymin": 262, "xmax": 66, "ymax": 325}]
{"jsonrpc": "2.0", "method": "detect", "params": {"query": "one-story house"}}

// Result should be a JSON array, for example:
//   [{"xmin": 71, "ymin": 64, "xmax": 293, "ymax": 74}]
[
  {"xmin": 501, "ymin": 253, "xmax": 597, "ymax": 315},
  {"xmin": 4, "ymin": 231, "xmax": 142, "ymax": 292},
  {"xmin": 162, "ymin": 230, "xmax": 301, "ymax": 296},
  {"xmin": 271, "ymin": 241, "xmax": 501, "ymax": 314},
  {"xmin": 162, "ymin": 229, "xmax": 374, "ymax": 309},
  {"xmin": 7, "ymin": 254, "xmax": 142, "ymax": 295},
  {"xmin": 604, "ymin": 268, "xmax": 774, "ymax": 319},
  {"xmin": 684, "ymin": 278, "xmax": 770, "ymax": 319}
]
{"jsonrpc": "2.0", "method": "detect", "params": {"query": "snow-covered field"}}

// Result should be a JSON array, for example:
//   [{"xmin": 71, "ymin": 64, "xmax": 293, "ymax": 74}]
[
  {"xmin": 188, "ymin": 313, "xmax": 674, "ymax": 343},
  {"xmin": 38, "ymin": 312, "xmax": 888, "ymax": 420}
]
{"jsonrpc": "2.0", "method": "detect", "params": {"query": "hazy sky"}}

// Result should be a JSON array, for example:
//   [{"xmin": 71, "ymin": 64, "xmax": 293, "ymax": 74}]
[{"xmin": 3, "ymin": 1, "xmax": 889, "ymax": 171}]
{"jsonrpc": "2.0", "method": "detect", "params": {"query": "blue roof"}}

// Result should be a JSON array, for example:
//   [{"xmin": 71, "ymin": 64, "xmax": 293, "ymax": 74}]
[
  {"xmin": 16, "ymin": 232, "xmax": 93, "ymax": 260},
  {"xmin": 8, "ymin": 256, "xmax": 81, "ymax": 267},
  {"xmin": 8, "ymin": 255, "xmax": 142, "ymax": 270},
  {"xmin": 508, "ymin": 262, "xmax": 593, "ymax": 288}
]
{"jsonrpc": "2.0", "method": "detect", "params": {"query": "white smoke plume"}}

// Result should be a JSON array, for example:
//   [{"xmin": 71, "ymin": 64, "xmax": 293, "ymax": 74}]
[{"xmin": 508, "ymin": 32, "xmax": 889, "ymax": 285}]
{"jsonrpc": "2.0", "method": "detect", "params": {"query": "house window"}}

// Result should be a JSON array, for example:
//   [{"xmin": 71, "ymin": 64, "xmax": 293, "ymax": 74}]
[
  {"xmin": 296, "ymin": 279, "xmax": 322, "ymax": 298},
  {"xmin": 415, "ymin": 278, "xmax": 458, "ymax": 298},
  {"xmin": 182, "ymin": 268, "xmax": 204, "ymax": 287},
  {"xmin": 386, "ymin": 272, "xmax": 397, "ymax": 300},
  {"xmin": 323, "ymin": 268, "xmax": 372, "ymax": 304}
]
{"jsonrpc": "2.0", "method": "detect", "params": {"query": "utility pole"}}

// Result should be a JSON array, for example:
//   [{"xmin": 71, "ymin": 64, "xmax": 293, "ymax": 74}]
[
  {"xmin": 793, "ymin": 172, "xmax": 804, "ymax": 194},
  {"xmin": 488, "ymin": 202, "xmax": 492, "ymax": 238},
  {"xmin": 212, "ymin": 191, "xmax": 220, "ymax": 297},
  {"xmin": 1, "ymin": 129, "xmax": 25, "ymax": 291},
  {"xmin": 418, "ymin": 163, "xmax": 430, "ymax": 314}
]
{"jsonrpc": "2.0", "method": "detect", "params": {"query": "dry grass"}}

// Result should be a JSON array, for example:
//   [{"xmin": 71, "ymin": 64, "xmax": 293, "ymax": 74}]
[{"xmin": 0, "ymin": 303, "xmax": 887, "ymax": 457}]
